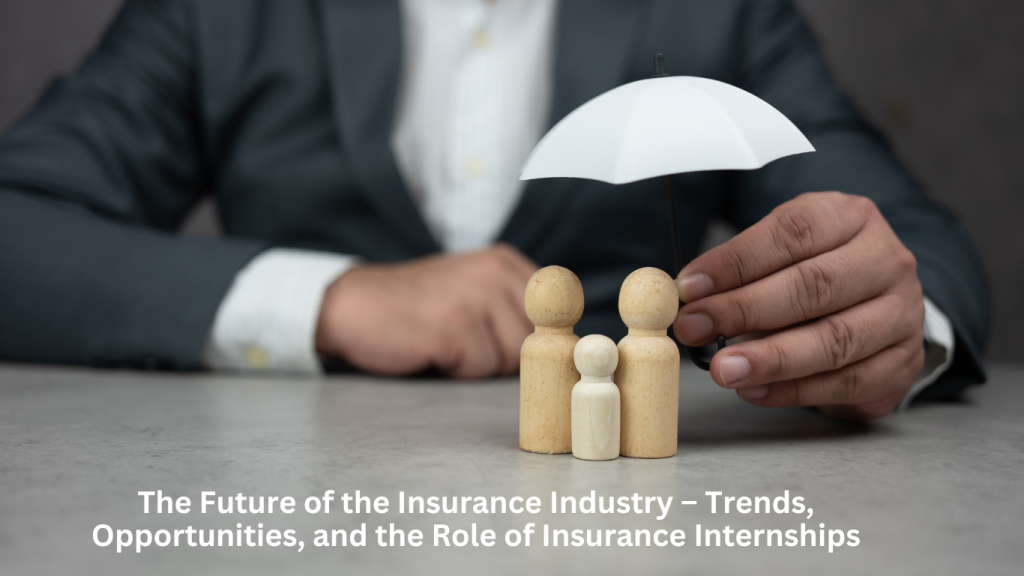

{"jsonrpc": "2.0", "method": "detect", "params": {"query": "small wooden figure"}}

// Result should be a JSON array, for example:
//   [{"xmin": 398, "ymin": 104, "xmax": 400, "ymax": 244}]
[
  {"xmin": 615, "ymin": 267, "xmax": 680, "ymax": 459},
  {"xmin": 572, "ymin": 335, "xmax": 621, "ymax": 461},
  {"xmin": 520, "ymin": 266, "xmax": 585, "ymax": 454}
]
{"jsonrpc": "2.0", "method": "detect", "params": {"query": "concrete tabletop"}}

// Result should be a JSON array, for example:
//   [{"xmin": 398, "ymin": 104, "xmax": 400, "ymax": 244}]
[{"xmin": 1, "ymin": 363, "xmax": 1021, "ymax": 575}]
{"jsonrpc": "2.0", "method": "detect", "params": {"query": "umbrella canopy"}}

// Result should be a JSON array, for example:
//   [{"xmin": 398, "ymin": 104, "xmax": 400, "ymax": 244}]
[{"xmin": 520, "ymin": 76, "xmax": 815, "ymax": 185}]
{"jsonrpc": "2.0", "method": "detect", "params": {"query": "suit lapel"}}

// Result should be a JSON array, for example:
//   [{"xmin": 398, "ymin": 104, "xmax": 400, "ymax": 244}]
[
  {"xmin": 499, "ymin": 0, "xmax": 644, "ymax": 254},
  {"xmin": 315, "ymin": 0, "xmax": 440, "ymax": 255}
]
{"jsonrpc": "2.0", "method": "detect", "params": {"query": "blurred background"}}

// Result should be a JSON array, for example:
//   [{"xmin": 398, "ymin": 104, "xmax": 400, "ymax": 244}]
[{"xmin": 1, "ymin": 0, "xmax": 1020, "ymax": 361}]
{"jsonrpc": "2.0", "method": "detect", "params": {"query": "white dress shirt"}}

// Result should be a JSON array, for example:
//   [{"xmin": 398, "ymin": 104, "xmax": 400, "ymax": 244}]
[
  {"xmin": 392, "ymin": 0, "xmax": 557, "ymax": 252},
  {"xmin": 202, "ymin": 0, "xmax": 955, "ymax": 411}
]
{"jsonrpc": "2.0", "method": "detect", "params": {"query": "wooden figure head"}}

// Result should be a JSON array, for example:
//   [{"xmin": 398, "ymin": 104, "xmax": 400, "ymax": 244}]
[
  {"xmin": 524, "ymin": 266, "xmax": 585, "ymax": 328},
  {"xmin": 618, "ymin": 267, "xmax": 678, "ymax": 331},
  {"xmin": 574, "ymin": 334, "xmax": 619, "ymax": 378}
]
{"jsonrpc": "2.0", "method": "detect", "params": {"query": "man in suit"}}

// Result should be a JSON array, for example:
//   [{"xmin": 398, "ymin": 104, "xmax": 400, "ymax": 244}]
[{"xmin": 0, "ymin": 0, "xmax": 988, "ymax": 420}]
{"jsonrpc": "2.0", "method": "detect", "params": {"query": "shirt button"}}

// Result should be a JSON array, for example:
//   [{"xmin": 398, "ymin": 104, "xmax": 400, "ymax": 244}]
[
  {"xmin": 244, "ymin": 346, "xmax": 270, "ymax": 369},
  {"xmin": 463, "ymin": 158, "xmax": 485, "ymax": 177},
  {"xmin": 474, "ymin": 29, "xmax": 491, "ymax": 49}
]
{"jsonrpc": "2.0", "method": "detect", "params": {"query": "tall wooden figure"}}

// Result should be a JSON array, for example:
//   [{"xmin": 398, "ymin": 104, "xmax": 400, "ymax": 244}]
[
  {"xmin": 520, "ymin": 266, "xmax": 585, "ymax": 454},
  {"xmin": 572, "ymin": 335, "xmax": 621, "ymax": 461},
  {"xmin": 615, "ymin": 268, "xmax": 680, "ymax": 458}
]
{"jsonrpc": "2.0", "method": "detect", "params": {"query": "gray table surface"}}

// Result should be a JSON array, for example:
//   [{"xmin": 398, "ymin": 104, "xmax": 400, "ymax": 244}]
[{"xmin": 1, "ymin": 363, "xmax": 1021, "ymax": 575}]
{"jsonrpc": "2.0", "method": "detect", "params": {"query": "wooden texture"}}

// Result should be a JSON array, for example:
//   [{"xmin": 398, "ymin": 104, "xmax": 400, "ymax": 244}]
[
  {"xmin": 519, "ymin": 266, "xmax": 584, "ymax": 454},
  {"xmin": 572, "ymin": 335, "xmax": 620, "ymax": 461},
  {"xmin": 615, "ymin": 268, "xmax": 680, "ymax": 458}
]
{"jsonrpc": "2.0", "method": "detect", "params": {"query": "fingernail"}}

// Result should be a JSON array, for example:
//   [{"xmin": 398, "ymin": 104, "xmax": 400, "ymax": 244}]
[
  {"xmin": 677, "ymin": 273, "xmax": 713, "ymax": 303},
  {"xmin": 739, "ymin": 386, "xmax": 768, "ymax": 400},
  {"xmin": 719, "ymin": 356, "xmax": 749, "ymax": 387},
  {"xmin": 676, "ymin": 313, "xmax": 713, "ymax": 344}
]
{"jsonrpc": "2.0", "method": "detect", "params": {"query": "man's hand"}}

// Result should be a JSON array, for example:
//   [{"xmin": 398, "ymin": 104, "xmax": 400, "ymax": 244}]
[
  {"xmin": 674, "ymin": 192, "xmax": 926, "ymax": 420},
  {"xmin": 316, "ymin": 243, "xmax": 538, "ymax": 379}
]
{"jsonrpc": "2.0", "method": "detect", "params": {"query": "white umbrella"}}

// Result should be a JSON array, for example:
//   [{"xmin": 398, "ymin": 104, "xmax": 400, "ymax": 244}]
[
  {"xmin": 519, "ymin": 75, "xmax": 815, "ymax": 185},
  {"xmin": 519, "ymin": 54, "xmax": 815, "ymax": 369}
]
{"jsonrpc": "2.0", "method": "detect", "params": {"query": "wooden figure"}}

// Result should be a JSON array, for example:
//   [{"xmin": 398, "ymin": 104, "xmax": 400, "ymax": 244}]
[
  {"xmin": 520, "ymin": 266, "xmax": 585, "ymax": 454},
  {"xmin": 615, "ymin": 267, "xmax": 680, "ymax": 459},
  {"xmin": 572, "ymin": 335, "xmax": 620, "ymax": 461}
]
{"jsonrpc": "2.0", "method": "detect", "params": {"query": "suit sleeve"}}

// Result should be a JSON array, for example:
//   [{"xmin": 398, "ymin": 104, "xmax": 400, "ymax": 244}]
[
  {"xmin": 725, "ymin": 0, "xmax": 989, "ymax": 397},
  {"xmin": 0, "ymin": 0, "xmax": 266, "ymax": 370}
]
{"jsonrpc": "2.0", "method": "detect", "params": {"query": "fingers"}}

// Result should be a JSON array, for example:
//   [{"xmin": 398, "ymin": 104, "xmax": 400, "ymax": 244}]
[
  {"xmin": 488, "ymin": 244, "xmax": 537, "ymax": 375},
  {"xmin": 490, "ymin": 245, "xmax": 536, "ymax": 375},
  {"xmin": 733, "ymin": 339, "xmax": 925, "ymax": 419},
  {"xmin": 495, "ymin": 246, "xmax": 537, "ymax": 330},
  {"xmin": 435, "ymin": 306, "xmax": 503, "ymax": 379},
  {"xmin": 438, "ymin": 244, "xmax": 536, "ymax": 378},
  {"xmin": 670, "ymin": 192, "xmax": 926, "ymax": 419},
  {"xmin": 677, "ymin": 193, "xmax": 874, "ymax": 303},
  {"xmin": 492, "ymin": 242, "xmax": 540, "ymax": 283},
  {"xmin": 675, "ymin": 222, "xmax": 916, "ymax": 345},
  {"xmin": 709, "ymin": 291, "xmax": 923, "ymax": 389},
  {"xmin": 489, "ymin": 289, "xmax": 535, "ymax": 375},
  {"xmin": 319, "ymin": 245, "xmax": 539, "ymax": 380}
]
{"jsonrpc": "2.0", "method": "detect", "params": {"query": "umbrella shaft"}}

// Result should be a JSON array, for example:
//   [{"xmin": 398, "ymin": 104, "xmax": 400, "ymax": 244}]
[
  {"xmin": 665, "ymin": 175, "xmax": 683, "ymax": 275},
  {"xmin": 667, "ymin": 173, "xmax": 724, "ymax": 373}
]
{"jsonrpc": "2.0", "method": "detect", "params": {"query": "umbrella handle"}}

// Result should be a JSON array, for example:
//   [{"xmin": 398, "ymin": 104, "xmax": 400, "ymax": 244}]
[
  {"xmin": 666, "ymin": 173, "xmax": 728, "ymax": 371},
  {"xmin": 684, "ymin": 336, "xmax": 727, "ymax": 371}
]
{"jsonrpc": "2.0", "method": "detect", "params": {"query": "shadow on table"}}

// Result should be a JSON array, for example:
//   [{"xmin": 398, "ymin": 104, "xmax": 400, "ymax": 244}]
[
  {"xmin": 677, "ymin": 404, "xmax": 873, "ymax": 447},
  {"xmin": 676, "ymin": 372, "xmax": 874, "ymax": 446}
]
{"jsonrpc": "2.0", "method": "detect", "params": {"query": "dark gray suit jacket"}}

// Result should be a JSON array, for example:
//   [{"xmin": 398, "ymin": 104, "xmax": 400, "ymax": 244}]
[{"xmin": 0, "ymin": 0, "xmax": 988, "ymax": 397}]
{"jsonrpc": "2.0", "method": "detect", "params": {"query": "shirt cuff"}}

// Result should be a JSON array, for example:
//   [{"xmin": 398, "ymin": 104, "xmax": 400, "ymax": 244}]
[
  {"xmin": 897, "ymin": 296, "xmax": 956, "ymax": 411},
  {"xmin": 203, "ymin": 248, "xmax": 357, "ymax": 374}
]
